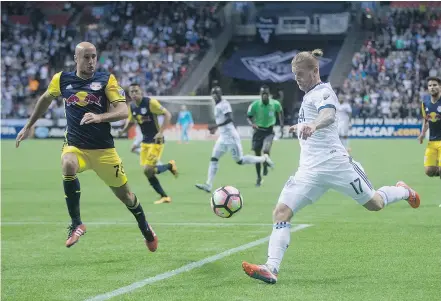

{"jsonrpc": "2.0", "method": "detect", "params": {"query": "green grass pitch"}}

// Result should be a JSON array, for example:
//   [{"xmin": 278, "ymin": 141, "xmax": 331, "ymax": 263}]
[{"xmin": 1, "ymin": 139, "xmax": 440, "ymax": 301}]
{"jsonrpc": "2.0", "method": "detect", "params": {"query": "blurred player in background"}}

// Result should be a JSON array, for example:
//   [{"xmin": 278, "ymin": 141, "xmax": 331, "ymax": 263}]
[
  {"xmin": 418, "ymin": 77, "xmax": 441, "ymax": 179},
  {"xmin": 119, "ymin": 83, "xmax": 178, "ymax": 204},
  {"xmin": 336, "ymin": 94, "xmax": 352, "ymax": 153},
  {"xmin": 15, "ymin": 42, "xmax": 158, "ymax": 251},
  {"xmin": 177, "ymin": 105, "xmax": 194, "ymax": 144},
  {"xmin": 247, "ymin": 85, "xmax": 284, "ymax": 187},
  {"xmin": 131, "ymin": 125, "xmax": 143, "ymax": 155},
  {"xmin": 195, "ymin": 86, "xmax": 274, "ymax": 192},
  {"xmin": 242, "ymin": 49, "xmax": 420, "ymax": 284}
]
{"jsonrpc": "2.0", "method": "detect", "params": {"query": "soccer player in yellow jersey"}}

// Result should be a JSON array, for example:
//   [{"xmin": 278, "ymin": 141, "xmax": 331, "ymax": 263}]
[
  {"xmin": 418, "ymin": 77, "xmax": 441, "ymax": 179},
  {"xmin": 119, "ymin": 83, "xmax": 178, "ymax": 204},
  {"xmin": 15, "ymin": 42, "xmax": 158, "ymax": 252}
]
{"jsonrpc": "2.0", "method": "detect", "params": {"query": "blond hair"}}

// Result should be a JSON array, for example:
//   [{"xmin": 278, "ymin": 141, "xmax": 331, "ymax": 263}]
[{"xmin": 291, "ymin": 49, "xmax": 323, "ymax": 68}]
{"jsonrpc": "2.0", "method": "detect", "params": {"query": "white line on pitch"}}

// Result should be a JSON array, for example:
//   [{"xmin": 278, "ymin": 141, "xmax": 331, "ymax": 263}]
[
  {"xmin": 84, "ymin": 224, "xmax": 313, "ymax": 301},
  {"xmin": 0, "ymin": 221, "xmax": 279, "ymax": 227}
]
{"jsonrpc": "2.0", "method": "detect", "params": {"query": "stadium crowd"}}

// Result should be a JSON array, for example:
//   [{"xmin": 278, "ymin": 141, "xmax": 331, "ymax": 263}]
[
  {"xmin": 1, "ymin": 2, "xmax": 222, "ymax": 119},
  {"xmin": 341, "ymin": 8, "xmax": 441, "ymax": 119}
]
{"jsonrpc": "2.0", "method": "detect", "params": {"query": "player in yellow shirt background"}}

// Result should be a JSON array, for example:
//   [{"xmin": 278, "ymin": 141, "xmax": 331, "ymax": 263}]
[
  {"xmin": 418, "ymin": 76, "xmax": 441, "ymax": 179},
  {"xmin": 15, "ymin": 42, "xmax": 158, "ymax": 252},
  {"xmin": 119, "ymin": 83, "xmax": 178, "ymax": 204}
]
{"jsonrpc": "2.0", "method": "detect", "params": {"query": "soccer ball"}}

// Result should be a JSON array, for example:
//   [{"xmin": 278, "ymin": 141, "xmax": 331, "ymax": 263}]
[{"xmin": 210, "ymin": 186, "xmax": 243, "ymax": 218}]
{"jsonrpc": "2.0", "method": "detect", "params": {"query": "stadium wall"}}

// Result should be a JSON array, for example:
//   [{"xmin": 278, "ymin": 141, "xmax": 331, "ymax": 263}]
[{"xmin": 1, "ymin": 118, "xmax": 424, "ymax": 140}]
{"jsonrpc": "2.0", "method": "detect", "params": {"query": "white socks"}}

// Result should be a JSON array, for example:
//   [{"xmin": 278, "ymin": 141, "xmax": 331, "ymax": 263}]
[
  {"xmin": 241, "ymin": 155, "xmax": 266, "ymax": 164},
  {"xmin": 377, "ymin": 186, "xmax": 409, "ymax": 206},
  {"xmin": 206, "ymin": 161, "xmax": 219, "ymax": 188},
  {"xmin": 266, "ymin": 222, "xmax": 291, "ymax": 273}
]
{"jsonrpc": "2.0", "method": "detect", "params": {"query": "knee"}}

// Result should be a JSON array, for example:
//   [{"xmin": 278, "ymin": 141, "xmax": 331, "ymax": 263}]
[
  {"xmin": 144, "ymin": 166, "xmax": 155, "ymax": 178},
  {"xmin": 363, "ymin": 194, "xmax": 385, "ymax": 211},
  {"xmin": 62, "ymin": 155, "xmax": 79, "ymax": 175},
  {"xmin": 272, "ymin": 203, "xmax": 293, "ymax": 223},
  {"xmin": 424, "ymin": 167, "xmax": 437, "ymax": 177}
]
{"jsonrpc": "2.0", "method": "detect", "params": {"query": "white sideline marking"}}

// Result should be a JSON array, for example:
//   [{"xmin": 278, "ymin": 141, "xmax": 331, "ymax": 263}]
[
  {"xmin": 1, "ymin": 221, "xmax": 276, "ymax": 227},
  {"xmin": 84, "ymin": 224, "xmax": 312, "ymax": 301}
]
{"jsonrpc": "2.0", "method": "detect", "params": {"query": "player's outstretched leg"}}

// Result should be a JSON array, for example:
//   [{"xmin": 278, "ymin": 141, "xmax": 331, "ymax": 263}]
[
  {"xmin": 62, "ymin": 153, "xmax": 86, "ymax": 248},
  {"xmin": 362, "ymin": 181, "xmax": 420, "ymax": 211},
  {"xmin": 196, "ymin": 157, "xmax": 218, "ymax": 193},
  {"xmin": 253, "ymin": 149, "xmax": 263, "ymax": 187},
  {"xmin": 111, "ymin": 184, "xmax": 158, "ymax": 252},
  {"xmin": 144, "ymin": 165, "xmax": 172, "ymax": 204},
  {"xmin": 155, "ymin": 160, "xmax": 178, "ymax": 178},
  {"xmin": 243, "ymin": 203, "xmax": 294, "ymax": 284},
  {"xmin": 262, "ymin": 134, "xmax": 275, "ymax": 176}
]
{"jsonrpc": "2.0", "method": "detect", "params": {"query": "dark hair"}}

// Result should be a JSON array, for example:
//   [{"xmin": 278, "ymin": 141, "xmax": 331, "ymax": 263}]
[
  {"xmin": 427, "ymin": 77, "xmax": 441, "ymax": 84},
  {"xmin": 261, "ymin": 85, "xmax": 270, "ymax": 91},
  {"xmin": 129, "ymin": 83, "xmax": 141, "ymax": 87}
]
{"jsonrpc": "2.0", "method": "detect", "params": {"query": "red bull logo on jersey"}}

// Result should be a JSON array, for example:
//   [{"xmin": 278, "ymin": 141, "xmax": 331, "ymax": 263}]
[
  {"xmin": 427, "ymin": 112, "xmax": 441, "ymax": 123},
  {"xmin": 64, "ymin": 91, "xmax": 102, "ymax": 107}
]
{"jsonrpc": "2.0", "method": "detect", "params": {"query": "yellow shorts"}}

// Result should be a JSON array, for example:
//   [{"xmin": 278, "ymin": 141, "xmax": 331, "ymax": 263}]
[
  {"xmin": 424, "ymin": 141, "xmax": 441, "ymax": 167},
  {"xmin": 140, "ymin": 143, "xmax": 164, "ymax": 166},
  {"xmin": 61, "ymin": 146, "xmax": 128, "ymax": 187}
]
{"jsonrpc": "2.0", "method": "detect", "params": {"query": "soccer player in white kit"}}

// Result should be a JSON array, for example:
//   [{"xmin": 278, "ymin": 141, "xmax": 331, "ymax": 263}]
[
  {"xmin": 336, "ymin": 95, "xmax": 352, "ymax": 153},
  {"xmin": 242, "ymin": 49, "xmax": 421, "ymax": 284},
  {"xmin": 195, "ymin": 86, "xmax": 274, "ymax": 192}
]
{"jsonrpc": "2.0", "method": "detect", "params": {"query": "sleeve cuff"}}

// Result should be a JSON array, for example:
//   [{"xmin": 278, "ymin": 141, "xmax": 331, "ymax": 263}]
[{"xmin": 318, "ymin": 104, "xmax": 336, "ymax": 112}]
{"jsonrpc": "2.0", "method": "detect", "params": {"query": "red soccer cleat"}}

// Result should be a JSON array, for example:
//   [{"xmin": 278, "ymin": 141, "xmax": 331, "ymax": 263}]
[
  {"xmin": 66, "ymin": 224, "xmax": 86, "ymax": 248},
  {"xmin": 396, "ymin": 181, "xmax": 420, "ymax": 209},
  {"xmin": 144, "ymin": 224, "xmax": 158, "ymax": 252},
  {"xmin": 242, "ymin": 261, "xmax": 278, "ymax": 284}
]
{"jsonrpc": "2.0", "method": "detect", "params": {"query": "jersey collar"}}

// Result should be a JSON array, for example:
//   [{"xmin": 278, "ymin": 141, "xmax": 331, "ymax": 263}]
[{"xmin": 306, "ymin": 82, "xmax": 324, "ymax": 94}]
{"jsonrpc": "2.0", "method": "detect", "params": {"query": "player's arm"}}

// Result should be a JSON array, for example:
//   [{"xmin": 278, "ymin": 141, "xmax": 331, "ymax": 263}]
[
  {"xmin": 418, "ymin": 102, "xmax": 428, "ymax": 144},
  {"xmin": 246, "ymin": 102, "xmax": 257, "ymax": 129},
  {"xmin": 150, "ymin": 98, "xmax": 172, "ymax": 139},
  {"xmin": 276, "ymin": 100, "xmax": 285, "ymax": 136},
  {"xmin": 299, "ymin": 90, "xmax": 336, "ymax": 140},
  {"xmin": 81, "ymin": 74, "xmax": 128, "ymax": 124},
  {"xmin": 118, "ymin": 106, "xmax": 135, "ymax": 135},
  {"xmin": 16, "ymin": 73, "xmax": 61, "ymax": 147}
]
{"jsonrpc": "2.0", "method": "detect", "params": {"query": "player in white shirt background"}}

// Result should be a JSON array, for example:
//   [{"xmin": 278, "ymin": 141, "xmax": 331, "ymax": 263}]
[
  {"xmin": 242, "ymin": 49, "xmax": 421, "ymax": 284},
  {"xmin": 195, "ymin": 86, "xmax": 274, "ymax": 192},
  {"xmin": 336, "ymin": 95, "xmax": 352, "ymax": 153}
]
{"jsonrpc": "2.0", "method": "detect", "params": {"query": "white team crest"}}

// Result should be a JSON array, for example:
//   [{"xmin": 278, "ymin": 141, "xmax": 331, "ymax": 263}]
[
  {"xmin": 437, "ymin": 106, "xmax": 441, "ymax": 113},
  {"xmin": 140, "ymin": 108, "xmax": 147, "ymax": 115},
  {"xmin": 90, "ymin": 82, "xmax": 102, "ymax": 91},
  {"xmin": 241, "ymin": 51, "xmax": 332, "ymax": 83}
]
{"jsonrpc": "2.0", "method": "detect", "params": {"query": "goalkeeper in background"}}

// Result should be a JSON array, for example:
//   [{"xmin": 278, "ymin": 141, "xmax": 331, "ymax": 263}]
[
  {"xmin": 247, "ymin": 85, "xmax": 284, "ymax": 186},
  {"xmin": 177, "ymin": 105, "xmax": 194, "ymax": 144}
]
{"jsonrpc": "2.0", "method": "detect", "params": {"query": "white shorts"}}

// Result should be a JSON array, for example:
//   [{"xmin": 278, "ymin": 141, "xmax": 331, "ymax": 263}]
[
  {"xmin": 212, "ymin": 136, "xmax": 243, "ymax": 162},
  {"xmin": 278, "ymin": 156, "xmax": 375, "ymax": 213},
  {"xmin": 132, "ymin": 125, "xmax": 143, "ymax": 147},
  {"xmin": 338, "ymin": 122, "xmax": 350, "ymax": 137}
]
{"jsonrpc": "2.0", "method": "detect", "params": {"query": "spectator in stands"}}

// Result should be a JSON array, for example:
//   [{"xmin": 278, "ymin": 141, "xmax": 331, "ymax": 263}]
[{"xmin": 343, "ymin": 8, "xmax": 441, "ymax": 118}]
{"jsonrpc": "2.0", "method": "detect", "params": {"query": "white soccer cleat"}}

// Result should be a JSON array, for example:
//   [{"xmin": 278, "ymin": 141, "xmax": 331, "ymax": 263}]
[
  {"xmin": 195, "ymin": 183, "xmax": 212, "ymax": 193},
  {"xmin": 263, "ymin": 154, "xmax": 275, "ymax": 169}
]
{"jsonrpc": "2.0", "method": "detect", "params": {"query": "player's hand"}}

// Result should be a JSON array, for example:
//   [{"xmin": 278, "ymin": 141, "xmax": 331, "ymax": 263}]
[
  {"xmin": 299, "ymin": 123, "xmax": 316, "ymax": 140},
  {"xmin": 417, "ymin": 135, "xmax": 425, "ymax": 144},
  {"xmin": 251, "ymin": 124, "xmax": 258, "ymax": 129},
  {"xmin": 80, "ymin": 113, "xmax": 102, "ymax": 125},
  {"xmin": 288, "ymin": 125, "xmax": 297, "ymax": 133},
  {"xmin": 208, "ymin": 124, "xmax": 217, "ymax": 134},
  {"xmin": 153, "ymin": 132, "xmax": 164, "ymax": 143},
  {"xmin": 15, "ymin": 126, "xmax": 31, "ymax": 148}
]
